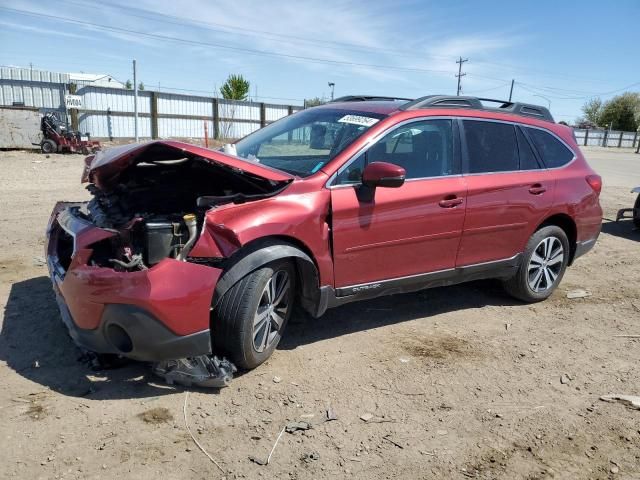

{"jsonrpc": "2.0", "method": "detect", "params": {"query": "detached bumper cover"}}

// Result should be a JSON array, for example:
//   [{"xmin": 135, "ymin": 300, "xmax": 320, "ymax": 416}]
[{"xmin": 46, "ymin": 203, "xmax": 222, "ymax": 362}]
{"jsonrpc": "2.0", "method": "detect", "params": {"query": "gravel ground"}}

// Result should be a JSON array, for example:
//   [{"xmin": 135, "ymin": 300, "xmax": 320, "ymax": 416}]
[{"xmin": 0, "ymin": 146, "xmax": 639, "ymax": 480}]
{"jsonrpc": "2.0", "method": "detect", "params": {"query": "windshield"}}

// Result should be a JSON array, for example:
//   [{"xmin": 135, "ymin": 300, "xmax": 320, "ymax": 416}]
[{"xmin": 234, "ymin": 108, "xmax": 387, "ymax": 177}]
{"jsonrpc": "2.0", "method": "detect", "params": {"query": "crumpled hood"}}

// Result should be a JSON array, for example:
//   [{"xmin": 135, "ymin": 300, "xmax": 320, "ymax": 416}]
[{"xmin": 84, "ymin": 140, "xmax": 293, "ymax": 187}]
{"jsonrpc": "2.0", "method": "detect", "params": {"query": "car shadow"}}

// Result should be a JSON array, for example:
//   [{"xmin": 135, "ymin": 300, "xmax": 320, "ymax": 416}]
[
  {"xmin": 601, "ymin": 218, "xmax": 639, "ymax": 241},
  {"xmin": 279, "ymin": 279, "xmax": 521, "ymax": 350},
  {"xmin": 0, "ymin": 276, "xmax": 216, "ymax": 400},
  {"xmin": 2, "ymin": 275, "xmax": 520, "ymax": 398}
]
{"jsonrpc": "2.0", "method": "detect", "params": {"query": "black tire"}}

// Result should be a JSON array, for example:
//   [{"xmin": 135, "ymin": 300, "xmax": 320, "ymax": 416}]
[
  {"xmin": 633, "ymin": 194, "xmax": 640, "ymax": 229},
  {"xmin": 502, "ymin": 225, "xmax": 570, "ymax": 303},
  {"xmin": 213, "ymin": 260, "xmax": 296, "ymax": 370},
  {"xmin": 41, "ymin": 139, "xmax": 57, "ymax": 154}
]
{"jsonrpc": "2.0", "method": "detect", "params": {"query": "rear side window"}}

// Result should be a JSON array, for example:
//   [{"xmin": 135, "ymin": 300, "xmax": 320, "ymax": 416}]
[
  {"xmin": 463, "ymin": 120, "xmax": 518, "ymax": 173},
  {"xmin": 516, "ymin": 127, "xmax": 542, "ymax": 170},
  {"xmin": 525, "ymin": 128, "xmax": 575, "ymax": 168}
]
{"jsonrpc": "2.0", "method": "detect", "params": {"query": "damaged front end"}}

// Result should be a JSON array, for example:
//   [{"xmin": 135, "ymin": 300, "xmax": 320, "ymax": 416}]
[{"xmin": 46, "ymin": 141, "xmax": 293, "ymax": 387}]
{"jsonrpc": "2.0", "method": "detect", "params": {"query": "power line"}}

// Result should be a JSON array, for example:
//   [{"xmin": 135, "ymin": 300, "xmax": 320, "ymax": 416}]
[
  {"xmin": 0, "ymin": 7, "xmax": 456, "ymax": 76},
  {"xmin": 56, "ymin": 0, "xmax": 621, "ymax": 86},
  {"xmin": 456, "ymin": 57, "xmax": 468, "ymax": 96}
]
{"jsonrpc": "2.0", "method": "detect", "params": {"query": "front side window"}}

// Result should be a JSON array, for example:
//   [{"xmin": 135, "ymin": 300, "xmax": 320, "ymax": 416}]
[
  {"xmin": 334, "ymin": 119, "xmax": 454, "ymax": 184},
  {"xmin": 234, "ymin": 108, "xmax": 386, "ymax": 177},
  {"xmin": 525, "ymin": 127, "xmax": 575, "ymax": 168},
  {"xmin": 463, "ymin": 120, "xmax": 519, "ymax": 173}
]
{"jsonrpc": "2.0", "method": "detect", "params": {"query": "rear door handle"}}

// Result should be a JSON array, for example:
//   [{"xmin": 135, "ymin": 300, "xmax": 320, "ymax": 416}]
[
  {"xmin": 528, "ymin": 184, "xmax": 546, "ymax": 195},
  {"xmin": 439, "ymin": 196, "xmax": 464, "ymax": 208}
]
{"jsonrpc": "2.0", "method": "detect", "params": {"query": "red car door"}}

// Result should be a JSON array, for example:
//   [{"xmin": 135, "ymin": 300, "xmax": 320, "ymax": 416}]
[
  {"xmin": 456, "ymin": 119, "xmax": 555, "ymax": 266},
  {"xmin": 329, "ymin": 118, "xmax": 467, "ymax": 288}
]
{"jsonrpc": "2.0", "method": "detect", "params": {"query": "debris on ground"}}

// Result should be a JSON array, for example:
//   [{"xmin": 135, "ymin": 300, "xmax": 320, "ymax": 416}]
[
  {"xmin": 32, "ymin": 256, "xmax": 46, "ymax": 267},
  {"xmin": 272, "ymin": 376, "xmax": 282, "ymax": 383},
  {"xmin": 285, "ymin": 421, "xmax": 312, "ymax": 433},
  {"xmin": 183, "ymin": 392, "xmax": 225, "ymax": 473},
  {"xmin": 382, "ymin": 435, "xmax": 404, "ymax": 449},
  {"xmin": 325, "ymin": 405, "xmax": 338, "ymax": 422},
  {"xmin": 301, "ymin": 451, "xmax": 320, "ymax": 463},
  {"xmin": 153, "ymin": 355, "xmax": 236, "ymax": 388},
  {"xmin": 566, "ymin": 289, "xmax": 591, "ymax": 299},
  {"xmin": 600, "ymin": 394, "xmax": 640, "ymax": 410},
  {"xmin": 249, "ymin": 425, "xmax": 286, "ymax": 466},
  {"xmin": 359, "ymin": 412, "xmax": 374, "ymax": 422},
  {"xmin": 560, "ymin": 374, "xmax": 572, "ymax": 385}
]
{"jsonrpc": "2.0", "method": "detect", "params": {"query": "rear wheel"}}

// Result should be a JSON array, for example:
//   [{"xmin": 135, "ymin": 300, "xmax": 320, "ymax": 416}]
[
  {"xmin": 503, "ymin": 225, "xmax": 569, "ymax": 302},
  {"xmin": 633, "ymin": 194, "xmax": 640, "ymax": 228},
  {"xmin": 213, "ymin": 260, "xmax": 295, "ymax": 370},
  {"xmin": 41, "ymin": 139, "xmax": 57, "ymax": 154}
]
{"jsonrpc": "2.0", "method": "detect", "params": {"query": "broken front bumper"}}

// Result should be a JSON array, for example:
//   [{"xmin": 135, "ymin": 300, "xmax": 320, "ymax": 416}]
[{"xmin": 45, "ymin": 203, "xmax": 223, "ymax": 362}]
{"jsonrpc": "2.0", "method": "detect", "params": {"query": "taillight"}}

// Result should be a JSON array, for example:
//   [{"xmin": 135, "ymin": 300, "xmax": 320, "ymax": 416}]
[{"xmin": 586, "ymin": 174, "xmax": 602, "ymax": 194}]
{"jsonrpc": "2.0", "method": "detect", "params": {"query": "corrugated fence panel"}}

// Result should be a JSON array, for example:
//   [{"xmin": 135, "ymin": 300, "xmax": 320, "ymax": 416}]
[
  {"xmin": 157, "ymin": 117, "xmax": 213, "ymax": 139},
  {"xmin": 79, "ymin": 113, "xmax": 152, "ymax": 139},
  {"xmin": 0, "ymin": 67, "xmax": 302, "ymax": 139},
  {"xmin": 0, "ymin": 80, "xmax": 66, "ymax": 110},
  {"xmin": 219, "ymin": 99, "xmax": 261, "ymax": 122},
  {"xmin": 78, "ymin": 85, "xmax": 151, "ymax": 114},
  {"xmin": 157, "ymin": 93, "xmax": 212, "ymax": 117},
  {"xmin": 265, "ymin": 105, "xmax": 289, "ymax": 122}
]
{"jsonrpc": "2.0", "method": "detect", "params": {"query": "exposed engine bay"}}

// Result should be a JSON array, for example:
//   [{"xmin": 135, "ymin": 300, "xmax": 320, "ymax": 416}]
[{"xmin": 82, "ymin": 144, "xmax": 290, "ymax": 271}]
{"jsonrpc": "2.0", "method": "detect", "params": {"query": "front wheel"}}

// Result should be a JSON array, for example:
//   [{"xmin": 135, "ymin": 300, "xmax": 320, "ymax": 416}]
[
  {"xmin": 41, "ymin": 139, "xmax": 57, "ymax": 154},
  {"xmin": 213, "ymin": 260, "xmax": 296, "ymax": 370},
  {"xmin": 633, "ymin": 194, "xmax": 640, "ymax": 228},
  {"xmin": 503, "ymin": 225, "xmax": 570, "ymax": 302}
]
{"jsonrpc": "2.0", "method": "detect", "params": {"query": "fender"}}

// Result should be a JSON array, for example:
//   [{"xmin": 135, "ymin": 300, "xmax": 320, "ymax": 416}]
[{"xmin": 211, "ymin": 239, "xmax": 323, "ymax": 317}]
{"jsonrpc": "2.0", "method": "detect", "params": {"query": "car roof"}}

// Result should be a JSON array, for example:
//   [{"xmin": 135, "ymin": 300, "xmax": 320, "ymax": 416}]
[{"xmin": 315, "ymin": 95, "xmax": 556, "ymax": 124}]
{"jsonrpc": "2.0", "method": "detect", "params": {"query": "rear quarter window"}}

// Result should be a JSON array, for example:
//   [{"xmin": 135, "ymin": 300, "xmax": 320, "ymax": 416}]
[{"xmin": 525, "ymin": 128, "xmax": 575, "ymax": 168}]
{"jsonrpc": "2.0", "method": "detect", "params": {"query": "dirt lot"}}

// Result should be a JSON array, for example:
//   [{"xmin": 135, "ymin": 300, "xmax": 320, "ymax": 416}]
[{"xmin": 0, "ymin": 147, "xmax": 639, "ymax": 480}]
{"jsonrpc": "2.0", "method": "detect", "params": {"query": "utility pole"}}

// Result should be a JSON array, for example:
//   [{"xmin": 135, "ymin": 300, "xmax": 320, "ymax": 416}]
[
  {"xmin": 133, "ymin": 59, "xmax": 138, "ymax": 142},
  {"xmin": 29, "ymin": 62, "xmax": 33, "ymax": 79},
  {"xmin": 328, "ymin": 82, "xmax": 335, "ymax": 100},
  {"xmin": 455, "ymin": 57, "xmax": 468, "ymax": 96},
  {"xmin": 508, "ymin": 79, "xmax": 515, "ymax": 101}
]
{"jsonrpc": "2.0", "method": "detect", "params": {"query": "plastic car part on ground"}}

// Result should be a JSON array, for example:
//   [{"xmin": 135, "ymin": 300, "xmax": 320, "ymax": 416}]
[{"xmin": 153, "ymin": 355, "xmax": 237, "ymax": 388}]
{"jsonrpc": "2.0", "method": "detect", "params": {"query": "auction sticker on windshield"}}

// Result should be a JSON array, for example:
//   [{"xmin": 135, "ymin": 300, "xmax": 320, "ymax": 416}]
[{"xmin": 338, "ymin": 115, "xmax": 380, "ymax": 127}]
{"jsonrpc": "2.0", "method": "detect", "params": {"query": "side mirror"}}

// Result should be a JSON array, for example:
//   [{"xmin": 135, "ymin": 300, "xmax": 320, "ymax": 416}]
[
  {"xmin": 362, "ymin": 161, "xmax": 406, "ymax": 188},
  {"xmin": 357, "ymin": 161, "xmax": 406, "ymax": 202}
]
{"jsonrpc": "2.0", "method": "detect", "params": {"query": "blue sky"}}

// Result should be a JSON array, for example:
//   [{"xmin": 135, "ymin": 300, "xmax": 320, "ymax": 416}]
[{"xmin": 1, "ymin": 0, "xmax": 639, "ymax": 122}]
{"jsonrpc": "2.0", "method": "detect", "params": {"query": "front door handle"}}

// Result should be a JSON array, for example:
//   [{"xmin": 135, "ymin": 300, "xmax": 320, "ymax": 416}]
[
  {"xmin": 528, "ymin": 184, "xmax": 546, "ymax": 195},
  {"xmin": 439, "ymin": 196, "xmax": 464, "ymax": 208}
]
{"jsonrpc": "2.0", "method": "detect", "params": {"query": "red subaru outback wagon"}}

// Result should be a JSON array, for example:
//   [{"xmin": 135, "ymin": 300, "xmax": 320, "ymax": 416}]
[{"xmin": 46, "ymin": 95, "xmax": 602, "ymax": 378}]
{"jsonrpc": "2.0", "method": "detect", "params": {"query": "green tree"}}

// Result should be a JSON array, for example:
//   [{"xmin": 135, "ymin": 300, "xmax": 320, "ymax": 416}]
[
  {"xmin": 138, "ymin": 82, "xmax": 145, "ymax": 91},
  {"xmin": 304, "ymin": 97, "xmax": 325, "ymax": 108},
  {"xmin": 125, "ymin": 79, "xmax": 132, "ymax": 90},
  {"xmin": 220, "ymin": 74, "xmax": 250, "ymax": 100},
  {"xmin": 581, "ymin": 97, "xmax": 603, "ymax": 125},
  {"xmin": 598, "ymin": 92, "xmax": 640, "ymax": 131}
]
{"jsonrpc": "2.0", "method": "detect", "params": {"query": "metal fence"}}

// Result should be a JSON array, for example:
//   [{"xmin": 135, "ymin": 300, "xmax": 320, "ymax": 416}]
[
  {"xmin": 0, "ymin": 66, "xmax": 303, "ymax": 140},
  {"xmin": 573, "ymin": 128, "xmax": 639, "ymax": 149}
]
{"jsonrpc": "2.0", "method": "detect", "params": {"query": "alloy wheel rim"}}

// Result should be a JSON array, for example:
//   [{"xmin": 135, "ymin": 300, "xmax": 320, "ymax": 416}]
[
  {"xmin": 252, "ymin": 270, "xmax": 290, "ymax": 353},
  {"xmin": 527, "ymin": 236, "xmax": 564, "ymax": 293}
]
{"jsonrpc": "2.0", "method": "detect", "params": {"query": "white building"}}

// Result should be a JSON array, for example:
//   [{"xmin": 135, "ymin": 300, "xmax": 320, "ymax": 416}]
[{"xmin": 68, "ymin": 73, "xmax": 125, "ymax": 89}]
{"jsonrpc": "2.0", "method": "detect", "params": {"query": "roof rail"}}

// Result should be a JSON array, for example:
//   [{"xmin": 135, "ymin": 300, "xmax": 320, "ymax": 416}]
[
  {"xmin": 329, "ymin": 95, "xmax": 413, "ymax": 103},
  {"xmin": 399, "ymin": 95, "xmax": 554, "ymax": 122}
]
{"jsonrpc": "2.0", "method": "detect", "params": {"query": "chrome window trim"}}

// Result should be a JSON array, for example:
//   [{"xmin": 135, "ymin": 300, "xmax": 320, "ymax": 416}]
[{"xmin": 325, "ymin": 116, "xmax": 577, "ymax": 189}]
